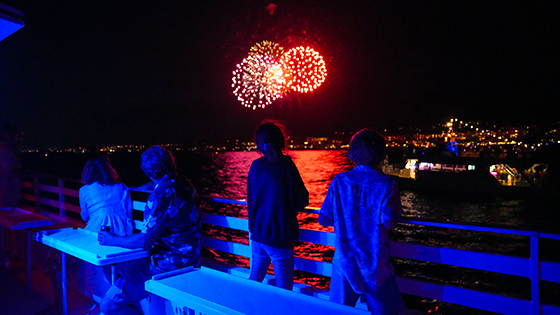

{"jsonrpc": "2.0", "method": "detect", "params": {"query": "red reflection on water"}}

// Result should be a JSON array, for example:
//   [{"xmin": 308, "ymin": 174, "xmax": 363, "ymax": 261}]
[
  {"xmin": 206, "ymin": 150, "xmax": 352, "ymax": 231},
  {"xmin": 292, "ymin": 150, "xmax": 354, "ymax": 207},
  {"xmin": 202, "ymin": 150, "xmax": 353, "ymax": 289},
  {"xmin": 207, "ymin": 150, "xmax": 352, "ymax": 206},
  {"xmin": 294, "ymin": 150, "xmax": 353, "ymax": 232}
]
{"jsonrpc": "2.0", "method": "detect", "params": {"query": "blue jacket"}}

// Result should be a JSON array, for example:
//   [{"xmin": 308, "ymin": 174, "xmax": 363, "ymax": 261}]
[{"xmin": 247, "ymin": 155, "xmax": 309, "ymax": 248}]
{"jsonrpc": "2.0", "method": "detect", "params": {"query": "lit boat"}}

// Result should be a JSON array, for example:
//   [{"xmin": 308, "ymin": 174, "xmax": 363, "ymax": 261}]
[{"xmin": 385, "ymin": 155, "xmax": 542, "ymax": 197}]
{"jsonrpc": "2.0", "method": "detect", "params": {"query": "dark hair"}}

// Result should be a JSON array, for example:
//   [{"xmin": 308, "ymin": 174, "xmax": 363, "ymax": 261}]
[
  {"xmin": 255, "ymin": 120, "xmax": 289, "ymax": 162},
  {"xmin": 141, "ymin": 145, "xmax": 177, "ymax": 180},
  {"xmin": 347, "ymin": 129, "xmax": 386, "ymax": 166},
  {"xmin": 81, "ymin": 156, "xmax": 119, "ymax": 185}
]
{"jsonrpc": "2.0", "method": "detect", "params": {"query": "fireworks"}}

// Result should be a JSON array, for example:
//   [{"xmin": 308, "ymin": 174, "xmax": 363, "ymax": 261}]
[
  {"xmin": 231, "ymin": 54, "xmax": 288, "ymax": 110},
  {"xmin": 249, "ymin": 41, "xmax": 285, "ymax": 61},
  {"xmin": 232, "ymin": 41, "xmax": 327, "ymax": 109},
  {"xmin": 281, "ymin": 46, "xmax": 327, "ymax": 93}
]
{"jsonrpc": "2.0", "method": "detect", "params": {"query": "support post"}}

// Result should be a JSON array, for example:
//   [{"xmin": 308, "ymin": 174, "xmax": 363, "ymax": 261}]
[
  {"xmin": 530, "ymin": 234, "xmax": 541, "ymax": 315},
  {"xmin": 34, "ymin": 176, "xmax": 40, "ymax": 212},
  {"xmin": 27, "ymin": 230, "xmax": 32, "ymax": 296},
  {"xmin": 0, "ymin": 226, "xmax": 4, "ymax": 277},
  {"xmin": 58, "ymin": 179, "xmax": 65, "ymax": 218},
  {"xmin": 62, "ymin": 251, "xmax": 68, "ymax": 315},
  {"xmin": 112, "ymin": 264, "xmax": 116, "ymax": 285}
]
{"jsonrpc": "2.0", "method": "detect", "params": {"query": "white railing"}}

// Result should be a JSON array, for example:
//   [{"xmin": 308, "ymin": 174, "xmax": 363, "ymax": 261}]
[{"xmin": 19, "ymin": 174, "xmax": 560, "ymax": 315}]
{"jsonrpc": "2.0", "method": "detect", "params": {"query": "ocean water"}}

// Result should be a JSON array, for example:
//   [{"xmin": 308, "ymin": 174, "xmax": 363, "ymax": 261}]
[{"xmin": 21, "ymin": 150, "xmax": 560, "ymax": 314}]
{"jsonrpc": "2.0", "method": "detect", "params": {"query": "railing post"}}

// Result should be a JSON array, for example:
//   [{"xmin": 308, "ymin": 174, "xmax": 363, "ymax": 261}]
[
  {"xmin": 530, "ymin": 233, "xmax": 541, "ymax": 315},
  {"xmin": 33, "ymin": 175, "xmax": 40, "ymax": 212},
  {"xmin": 58, "ymin": 178, "xmax": 65, "ymax": 218}
]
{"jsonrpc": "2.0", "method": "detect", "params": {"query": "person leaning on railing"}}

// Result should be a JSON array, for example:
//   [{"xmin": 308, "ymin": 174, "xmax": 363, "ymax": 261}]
[
  {"xmin": 98, "ymin": 145, "xmax": 202, "ymax": 315},
  {"xmin": 319, "ymin": 129, "xmax": 405, "ymax": 315},
  {"xmin": 36, "ymin": 155, "xmax": 133, "ymax": 315},
  {"xmin": 247, "ymin": 120, "xmax": 309, "ymax": 291},
  {"xmin": 80, "ymin": 155, "xmax": 133, "ymax": 236}
]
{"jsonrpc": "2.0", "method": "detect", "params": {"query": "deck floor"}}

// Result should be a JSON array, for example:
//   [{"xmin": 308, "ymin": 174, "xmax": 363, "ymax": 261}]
[
  {"xmin": 1, "ymin": 253, "xmax": 426, "ymax": 315},
  {"xmin": 0, "ymin": 254, "xmax": 101, "ymax": 315}
]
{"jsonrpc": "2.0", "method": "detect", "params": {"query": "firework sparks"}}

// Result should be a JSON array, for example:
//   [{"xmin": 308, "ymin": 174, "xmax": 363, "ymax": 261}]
[
  {"xmin": 281, "ymin": 46, "xmax": 327, "ymax": 93},
  {"xmin": 232, "ymin": 43, "xmax": 327, "ymax": 109},
  {"xmin": 249, "ymin": 41, "xmax": 285, "ymax": 61},
  {"xmin": 231, "ymin": 54, "xmax": 288, "ymax": 110}
]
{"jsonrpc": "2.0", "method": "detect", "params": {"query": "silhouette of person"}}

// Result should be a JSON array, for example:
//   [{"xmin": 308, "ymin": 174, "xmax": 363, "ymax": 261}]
[
  {"xmin": 0, "ymin": 124, "xmax": 23, "ymax": 209},
  {"xmin": 98, "ymin": 145, "xmax": 201, "ymax": 315},
  {"xmin": 320, "ymin": 129, "xmax": 405, "ymax": 314},
  {"xmin": 36, "ymin": 155, "xmax": 134, "ymax": 315},
  {"xmin": 247, "ymin": 120, "xmax": 309, "ymax": 290}
]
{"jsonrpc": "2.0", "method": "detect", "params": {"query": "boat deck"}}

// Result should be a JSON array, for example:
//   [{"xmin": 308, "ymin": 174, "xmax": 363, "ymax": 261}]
[
  {"xmin": 0, "ymin": 253, "xmax": 101, "ymax": 315},
  {"xmin": 4, "ymin": 175, "xmax": 559, "ymax": 315},
  {"xmin": 1, "ymin": 253, "xmax": 426, "ymax": 315}
]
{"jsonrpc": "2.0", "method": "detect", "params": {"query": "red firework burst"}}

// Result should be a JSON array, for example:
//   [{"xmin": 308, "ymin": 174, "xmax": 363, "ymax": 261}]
[{"xmin": 281, "ymin": 46, "xmax": 327, "ymax": 93}]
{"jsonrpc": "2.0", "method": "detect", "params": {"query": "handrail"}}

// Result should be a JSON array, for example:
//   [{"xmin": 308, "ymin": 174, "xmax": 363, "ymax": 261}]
[
  {"xmin": 18, "ymin": 174, "xmax": 560, "ymax": 315},
  {"xmin": 27, "ymin": 178, "xmax": 556, "ymax": 239},
  {"xmin": 400, "ymin": 218, "xmax": 560, "ymax": 240}
]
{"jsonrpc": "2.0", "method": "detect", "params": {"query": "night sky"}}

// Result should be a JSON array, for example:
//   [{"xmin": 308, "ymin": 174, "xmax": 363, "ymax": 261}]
[{"xmin": 1, "ymin": 1, "xmax": 558, "ymax": 149}]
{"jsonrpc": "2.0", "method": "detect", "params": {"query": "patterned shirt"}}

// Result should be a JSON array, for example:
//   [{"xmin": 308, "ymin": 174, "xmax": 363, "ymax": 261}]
[
  {"xmin": 143, "ymin": 173, "xmax": 201, "ymax": 273},
  {"xmin": 320, "ymin": 165, "xmax": 402, "ymax": 294}
]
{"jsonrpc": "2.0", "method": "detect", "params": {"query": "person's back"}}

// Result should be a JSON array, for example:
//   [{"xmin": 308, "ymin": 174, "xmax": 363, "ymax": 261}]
[
  {"xmin": 324, "ymin": 165, "xmax": 400, "ymax": 290},
  {"xmin": 145, "ymin": 172, "xmax": 201, "ymax": 271},
  {"xmin": 37, "ymin": 155, "xmax": 132, "ymax": 315},
  {"xmin": 80, "ymin": 182, "xmax": 132, "ymax": 235},
  {"xmin": 248, "ymin": 154, "xmax": 305, "ymax": 248},
  {"xmin": 247, "ymin": 121, "xmax": 308, "ymax": 290},
  {"xmin": 320, "ymin": 129, "xmax": 404, "ymax": 315},
  {"xmin": 79, "ymin": 156, "xmax": 133, "ymax": 236},
  {"xmin": 0, "ymin": 125, "xmax": 22, "ymax": 208},
  {"xmin": 98, "ymin": 145, "xmax": 202, "ymax": 315}
]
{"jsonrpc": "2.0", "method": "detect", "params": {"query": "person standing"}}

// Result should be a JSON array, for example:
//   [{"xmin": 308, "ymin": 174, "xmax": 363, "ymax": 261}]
[
  {"xmin": 320, "ymin": 129, "xmax": 405, "ymax": 315},
  {"xmin": 247, "ymin": 121, "xmax": 309, "ymax": 290},
  {"xmin": 98, "ymin": 145, "xmax": 201, "ymax": 315},
  {"xmin": 0, "ymin": 124, "xmax": 23, "ymax": 209}
]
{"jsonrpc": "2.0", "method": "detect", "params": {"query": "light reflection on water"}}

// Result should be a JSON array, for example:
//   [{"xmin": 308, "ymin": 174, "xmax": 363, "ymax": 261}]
[
  {"xmin": 198, "ymin": 150, "xmax": 558, "ymax": 312},
  {"xmin": 201, "ymin": 150, "xmax": 355, "ymax": 233},
  {"xmin": 201, "ymin": 150, "xmax": 353, "ymax": 205},
  {"xmin": 23, "ymin": 150, "xmax": 558, "ymax": 313},
  {"xmin": 200, "ymin": 150, "xmax": 535, "ymax": 255},
  {"xmin": 201, "ymin": 150, "xmax": 528, "ymax": 231}
]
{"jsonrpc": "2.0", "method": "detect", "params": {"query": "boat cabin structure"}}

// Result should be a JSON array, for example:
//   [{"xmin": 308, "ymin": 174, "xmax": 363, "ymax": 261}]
[{"xmin": 0, "ymin": 3, "xmax": 24, "ymax": 42}]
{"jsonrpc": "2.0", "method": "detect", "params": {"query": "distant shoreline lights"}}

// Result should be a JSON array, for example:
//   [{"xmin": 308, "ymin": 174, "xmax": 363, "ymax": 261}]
[{"xmin": 232, "ymin": 41, "xmax": 327, "ymax": 110}]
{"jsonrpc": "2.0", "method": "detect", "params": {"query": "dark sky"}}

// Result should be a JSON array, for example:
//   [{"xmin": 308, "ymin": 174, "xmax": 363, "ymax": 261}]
[{"xmin": 1, "ymin": 1, "xmax": 558, "ymax": 149}]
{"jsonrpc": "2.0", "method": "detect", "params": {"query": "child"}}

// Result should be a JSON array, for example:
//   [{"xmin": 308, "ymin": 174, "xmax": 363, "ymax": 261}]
[
  {"xmin": 247, "ymin": 121, "xmax": 309, "ymax": 290},
  {"xmin": 319, "ymin": 129, "xmax": 404, "ymax": 315}
]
